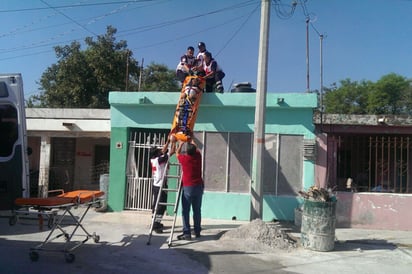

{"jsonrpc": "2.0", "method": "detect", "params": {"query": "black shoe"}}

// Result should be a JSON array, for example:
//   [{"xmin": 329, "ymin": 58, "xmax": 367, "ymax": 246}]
[
  {"xmin": 177, "ymin": 233, "xmax": 192, "ymax": 240},
  {"xmin": 195, "ymin": 233, "xmax": 201, "ymax": 239},
  {"xmin": 153, "ymin": 222, "xmax": 164, "ymax": 230}
]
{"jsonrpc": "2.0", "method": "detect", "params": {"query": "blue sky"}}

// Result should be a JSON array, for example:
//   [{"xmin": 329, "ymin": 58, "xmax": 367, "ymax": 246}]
[{"xmin": 1, "ymin": 0, "xmax": 412, "ymax": 98}]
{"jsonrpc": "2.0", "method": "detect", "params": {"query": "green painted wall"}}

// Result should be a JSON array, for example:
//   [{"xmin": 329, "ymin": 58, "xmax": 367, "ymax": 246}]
[
  {"xmin": 109, "ymin": 91, "xmax": 318, "ymax": 221},
  {"xmin": 107, "ymin": 126, "xmax": 129, "ymax": 211},
  {"xmin": 202, "ymin": 192, "xmax": 251, "ymax": 220},
  {"xmin": 263, "ymin": 195, "xmax": 304, "ymax": 221},
  {"xmin": 196, "ymin": 193, "xmax": 304, "ymax": 222}
]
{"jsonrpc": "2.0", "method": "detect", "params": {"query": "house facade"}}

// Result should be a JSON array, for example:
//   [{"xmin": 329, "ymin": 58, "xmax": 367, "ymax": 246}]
[
  {"xmin": 26, "ymin": 108, "xmax": 110, "ymax": 197},
  {"xmin": 314, "ymin": 113, "xmax": 412, "ymax": 230},
  {"xmin": 108, "ymin": 91, "xmax": 318, "ymax": 222}
]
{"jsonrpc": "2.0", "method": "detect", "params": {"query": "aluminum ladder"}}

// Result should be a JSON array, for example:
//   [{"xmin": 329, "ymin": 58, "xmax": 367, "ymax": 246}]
[{"xmin": 146, "ymin": 160, "xmax": 182, "ymax": 247}]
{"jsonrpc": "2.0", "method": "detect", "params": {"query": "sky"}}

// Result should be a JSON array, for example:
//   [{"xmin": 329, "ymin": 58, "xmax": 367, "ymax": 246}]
[{"xmin": 1, "ymin": 0, "xmax": 412, "ymax": 98}]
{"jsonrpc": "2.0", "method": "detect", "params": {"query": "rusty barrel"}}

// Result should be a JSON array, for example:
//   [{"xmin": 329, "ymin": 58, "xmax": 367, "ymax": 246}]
[{"xmin": 301, "ymin": 199, "xmax": 337, "ymax": 251}]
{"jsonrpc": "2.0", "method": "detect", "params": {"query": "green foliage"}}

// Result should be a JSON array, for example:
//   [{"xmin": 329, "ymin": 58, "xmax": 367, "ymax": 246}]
[
  {"xmin": 140, "ymin": 63, "xmax": 180, "ymax": 92},
  {"xmin": 28, "ymin": 26, "xmax": 179, "ymax": 108},
  {"xmin": 323, "ymin": 79, "xmax": 371, "ymax": 114},
  {"xmin": 323, "ymin": 73, "xmax": 412, "ymax": 115},
  {"xmin": 367, "ymin": 73, "xmax": 410, "ymax": 114}
]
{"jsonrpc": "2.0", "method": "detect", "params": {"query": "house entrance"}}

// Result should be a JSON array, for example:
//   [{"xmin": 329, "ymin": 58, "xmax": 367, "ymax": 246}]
[{"xmin": 124, "ymin": 129, "xmax": 169, "ymax": 210}]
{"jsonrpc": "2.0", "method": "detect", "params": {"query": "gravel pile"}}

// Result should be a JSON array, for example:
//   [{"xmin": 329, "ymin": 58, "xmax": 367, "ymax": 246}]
[{"xmin": 221, "ymin": 219, "xmax": 298, "ymax": 252}]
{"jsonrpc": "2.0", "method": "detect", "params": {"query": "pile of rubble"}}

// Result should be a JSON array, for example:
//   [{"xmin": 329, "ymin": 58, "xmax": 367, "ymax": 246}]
[{"xmin": 221, "ymin": 219, "xmax": 297, "ymax": 252}]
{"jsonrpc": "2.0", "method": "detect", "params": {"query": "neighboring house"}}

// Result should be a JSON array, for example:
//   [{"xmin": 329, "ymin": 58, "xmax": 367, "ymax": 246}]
[
  {"xmin": 26, "ymin": 108, "xmax": 110, "ymax": 197},
  {"xmin": 314, "ymin": 113, "xmax": 412, "ymax": 230},
  {"xmin": 108, "ymin": 91, "xmax": 318, "ymax": 222}
]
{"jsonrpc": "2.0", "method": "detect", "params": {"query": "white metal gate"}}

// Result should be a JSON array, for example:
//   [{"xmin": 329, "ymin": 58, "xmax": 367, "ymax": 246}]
[{"xmin": 125, "ymin": 130, "xmax": 168, "ymax": 210}]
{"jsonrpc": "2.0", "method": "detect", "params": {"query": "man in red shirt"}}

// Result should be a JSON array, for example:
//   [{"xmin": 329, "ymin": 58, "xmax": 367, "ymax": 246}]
[{"xmin": 176, "ymin": 140, "xmax": 204, "ymax": 240}]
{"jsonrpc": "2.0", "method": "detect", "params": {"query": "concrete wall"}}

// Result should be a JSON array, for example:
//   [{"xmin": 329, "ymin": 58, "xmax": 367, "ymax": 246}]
[{"xmin": 336, "ymin": 192, "xmax": 412, "ymax": 231}]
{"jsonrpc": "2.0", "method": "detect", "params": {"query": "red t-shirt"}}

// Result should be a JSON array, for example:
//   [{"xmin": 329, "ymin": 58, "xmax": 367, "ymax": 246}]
[{"xmin": 178, "ymin": 150, "xmax": 203, "ymax": 187}]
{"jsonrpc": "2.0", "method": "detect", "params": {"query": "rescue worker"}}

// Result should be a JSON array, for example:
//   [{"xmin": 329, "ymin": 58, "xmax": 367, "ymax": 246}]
[
  {"xmin": 202, "ymin": 51, "xmax": 225, "ymax": 93},
  {"xmin": 176, "ymin": 46, "xmax": 197, "ymax": 83},
  {"xmin": 149, "ymin": 140, "xmax": 175, "ymax": 233},
  {"xmin": 196, "ymin": 42, "xmax": 208, "ymax": 69}
]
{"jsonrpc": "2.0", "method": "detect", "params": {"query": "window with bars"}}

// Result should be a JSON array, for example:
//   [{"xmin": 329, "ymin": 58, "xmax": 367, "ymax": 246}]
[{"xmin": 333, "ymin": 135, "xmax": 411, "ymax": 193}]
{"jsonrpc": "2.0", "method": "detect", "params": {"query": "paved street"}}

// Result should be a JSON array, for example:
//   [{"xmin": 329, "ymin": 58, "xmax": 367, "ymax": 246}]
[{"xmin": 1, "ymin": 209, "xmax": 411, "ymax": 274}]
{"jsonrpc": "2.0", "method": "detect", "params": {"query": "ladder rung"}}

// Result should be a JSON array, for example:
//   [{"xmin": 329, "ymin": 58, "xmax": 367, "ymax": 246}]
[
  {"xmin": 163, "ymin": 188, "xmax": 178, "ymax": 192},
  {"xmin": 159, "ymin": 202, "xmax": 176, "ymax": 207},
  {"xmin": 166, "ymin": 175, "xmax": 180, "ymax": 179}
]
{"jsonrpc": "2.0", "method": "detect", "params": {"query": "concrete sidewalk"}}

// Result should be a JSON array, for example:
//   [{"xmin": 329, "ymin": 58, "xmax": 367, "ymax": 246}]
[{"xmin": 1, "ymin": 209, "xmax": 411, "ymax": 274}]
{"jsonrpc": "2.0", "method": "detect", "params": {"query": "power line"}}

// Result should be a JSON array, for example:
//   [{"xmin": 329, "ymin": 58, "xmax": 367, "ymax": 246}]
[
  {"xmin": 0, "ymin": 1, "xmax": 140, "ymax": 53},
  {"xmin": 117, "ymin": 0, "xmax": 257, "ymax": 36},
  {"xmin": 272, "ymin": 0, "xmax": 297, "ymax": 19},
  {"xmin": 0, "ymin": 1, "xmax": 154, "ymax": 13},
  {"xmin": 215, "ymin": 3, "xmax": 260, "ymax": 58},
  {"xmin": 131, "ymin": 12, "xmax": 252, "ymax": 51},
  {"xmin": 40, "ymin": 0, "xmax": 97, "ymax": 36},
  {"xmin": 1, "ymin": 0, "xmax": 258, "ymax": 60}
]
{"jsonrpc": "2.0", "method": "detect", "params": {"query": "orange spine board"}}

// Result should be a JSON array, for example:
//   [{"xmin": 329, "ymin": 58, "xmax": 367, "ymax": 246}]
[{"xmin": 170, "ymin": 75, "xmax": 205, "ymax": 142}]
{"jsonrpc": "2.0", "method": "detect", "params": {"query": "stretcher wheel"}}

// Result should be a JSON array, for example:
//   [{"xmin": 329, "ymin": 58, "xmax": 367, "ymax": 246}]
[
  {"xmin": 9, "ymin": 216, "xmax": 17, "ymax": 226},
  {"xmin": 29, "ymin": 251, "xmax": 39, "ymax": 262},
  {"xmin": 93, "ymin": 235, "xmax": 100, "ymax": 243},
  {"xmin": 65, "ymin": 253, "xmax": 75, "ymax": 263}
]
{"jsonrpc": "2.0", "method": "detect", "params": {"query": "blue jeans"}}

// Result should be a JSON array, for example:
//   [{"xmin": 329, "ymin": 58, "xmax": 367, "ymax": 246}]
[{"xmin": 181, "ymin": 185, "xmax": 203, "ymax": 235}]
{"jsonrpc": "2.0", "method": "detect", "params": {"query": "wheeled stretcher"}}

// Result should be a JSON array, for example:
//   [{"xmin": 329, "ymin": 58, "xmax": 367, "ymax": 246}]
[{"xmin": 13, "ymin": 190, "xmax": 104, "ymax": 263}]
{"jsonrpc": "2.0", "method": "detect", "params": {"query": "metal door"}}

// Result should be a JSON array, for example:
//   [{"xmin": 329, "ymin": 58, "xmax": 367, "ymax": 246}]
[{"xmin": 125, "ymin": 130, "xmax": 168, "ymax": 210}]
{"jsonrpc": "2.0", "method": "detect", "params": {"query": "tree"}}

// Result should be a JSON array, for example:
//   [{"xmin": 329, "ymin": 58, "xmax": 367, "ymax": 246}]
[
  {"xmin": 140, "ymin": 63, "xmax": 180, "ymax": 92},
  {"xmin": 323, "ymin": 79, "xmax": 371, "ymax": 114},
  {"xmin": 28, "ymin": 26, "xmax": 180, "ymax": 108},
  {"xmin": 323, "ymin": 73, "xmax": 412, "ymax": 115},
  {"xmin": 367, "ymin": 73, "xmax": 410, "ymax": 115}
]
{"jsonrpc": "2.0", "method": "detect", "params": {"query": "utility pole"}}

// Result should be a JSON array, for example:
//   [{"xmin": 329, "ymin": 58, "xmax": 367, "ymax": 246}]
[
  {"xmin": 319, "ymin": 34, "xmax": 324, "ymax": 113},
  {"xmin": 125, "ymin": 50, "xmax": 129, "ymax": 91},
  {"xmin": 319, "ymin": 34, "xmax": 325, "ymax": 128},
  {"xmin": 250, "ymin": 0, "xmax": 270, "ymax": 220},
  {"xmin": 138, "ymin": 58, "xmax": 144, "ymax": 91},
  {"xmin": 306, "ymin": 18, "xmax": 310, "ymax": 93}
]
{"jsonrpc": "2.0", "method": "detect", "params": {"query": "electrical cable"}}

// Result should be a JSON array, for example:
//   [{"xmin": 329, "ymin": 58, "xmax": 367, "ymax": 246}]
[
  {"xmin": 40, "ymin": 0, "xmax": 97, "ymax": 36},
  {"xmin": 0, "ymin": 1, "xmax": 154, "ymax": 13},
  {"xmin": 214, "ymin": 3, "xmax": 260, "ymax": 58}
]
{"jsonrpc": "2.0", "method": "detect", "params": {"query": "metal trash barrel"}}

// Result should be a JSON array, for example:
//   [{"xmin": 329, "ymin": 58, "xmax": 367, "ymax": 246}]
[{"xmin": 301, "ymin": 199, "xmax": 337, "ymax": 251}]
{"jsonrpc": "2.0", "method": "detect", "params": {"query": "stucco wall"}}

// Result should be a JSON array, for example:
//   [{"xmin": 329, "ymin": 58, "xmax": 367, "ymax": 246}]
[{"xmin": 336, "ymin": 192, "xmax": 412, "ymax": 230}]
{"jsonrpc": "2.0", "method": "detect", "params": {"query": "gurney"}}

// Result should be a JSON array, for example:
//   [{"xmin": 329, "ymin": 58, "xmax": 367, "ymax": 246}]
[
  {"xmin": 170, "ymin": 75, "xmax": 205, "ymax": 142},
  {"xmin": 12, "ymin": 190, "xmax": 104, "ymax": 263}
]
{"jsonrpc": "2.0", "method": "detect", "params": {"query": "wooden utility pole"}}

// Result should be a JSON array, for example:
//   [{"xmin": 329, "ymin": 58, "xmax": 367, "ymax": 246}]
[
  {"xmin": 306, "ymin": 18, "xmax": 310, "ymax": 93},
  {"xmin": 138, "ymin": 58, "xmax": 144, "ymax": 91},
  {"xmin": 125, "ymin": 50, "xmax": 129, "ymax": 91},
  {"xmin": 250, "ymin": 0, "xmax": 270, "ymax": 220}
]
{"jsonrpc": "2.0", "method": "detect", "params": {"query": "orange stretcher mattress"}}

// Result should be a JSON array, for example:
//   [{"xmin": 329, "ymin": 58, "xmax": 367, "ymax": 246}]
[
  {"xmin": 170, "ymin": 75, "xmax": 205, "ymax": 142},
  {"xmin": 15, "ymin": 190, "xmax": 104, "ymax": 207}
]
